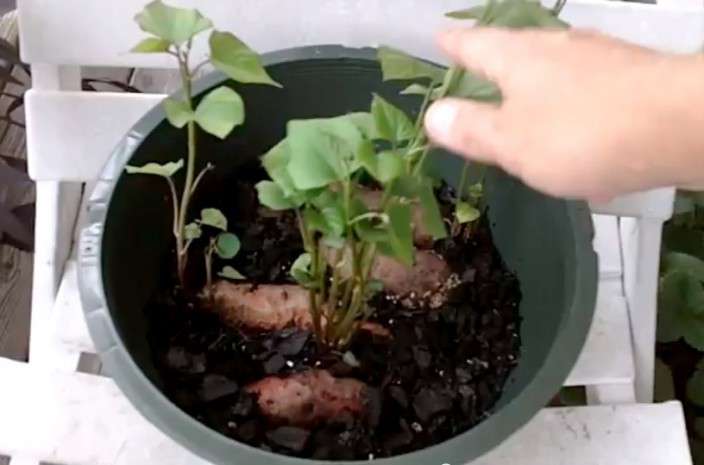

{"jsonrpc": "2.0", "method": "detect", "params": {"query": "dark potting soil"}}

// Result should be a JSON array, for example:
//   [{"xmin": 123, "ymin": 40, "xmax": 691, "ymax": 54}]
[{"xmin": 145, "ymin": 170, "xmax": 522, "ymax": 460}]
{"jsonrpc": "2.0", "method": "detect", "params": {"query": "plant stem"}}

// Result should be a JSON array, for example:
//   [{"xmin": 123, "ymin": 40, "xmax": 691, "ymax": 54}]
[
  {"xmin": 457, "ymin": 162, "xmax": 471, "ymax": 203},
  {"xmin": 174, "ymin": 49, "xmax": 197, "ymax": 287},
  {"xmin": 553, "ymin": 0, "xmax": 568, "ymax": 15},
  {"xmin": 296, "ymin": 209, "xmax": 324, "ymax": 345},
  {"xmin": 204, "ymin": 240, "xmax": 214, "ymax": 298}
]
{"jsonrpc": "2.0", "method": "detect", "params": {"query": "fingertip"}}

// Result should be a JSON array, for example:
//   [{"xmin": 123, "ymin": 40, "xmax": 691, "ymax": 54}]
[{"xmin": 424, "ymin": 99, "xmax": 461, "ymax": 144}]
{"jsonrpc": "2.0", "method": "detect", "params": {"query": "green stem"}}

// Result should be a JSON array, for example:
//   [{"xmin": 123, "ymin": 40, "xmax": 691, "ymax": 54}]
[
  {"xmin": 457, "ymin": 162, "xmax": 471, "ymax": 203},
  {"xmin": 296, "ymin": 209, "xmax": 324, "ymax": 343},
  {"xmin": 174, "ymin": 50, "xmax": 197, "ymax": 287},
  {"xmin": 553, "ymin": 0, "xmax": 568, "ymax": 15},
  {"xmin": 204, "ymin": 240, "xmax": 214, "ymax": 298}
]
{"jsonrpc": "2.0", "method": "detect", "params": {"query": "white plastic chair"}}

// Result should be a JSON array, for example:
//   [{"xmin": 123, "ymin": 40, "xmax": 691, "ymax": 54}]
[{"xmin": 1, "ymin": 1, "xmax": 700, "ymax": 463}]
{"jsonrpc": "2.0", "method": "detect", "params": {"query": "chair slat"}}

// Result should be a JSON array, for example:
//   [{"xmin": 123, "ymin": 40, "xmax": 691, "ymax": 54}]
[
  {"xmin": 25, "ymin": 91, "xmax": 163, "ymax": 181},
  {"xmin": 18, "ymin": 0, "xmax": 704, "ymax": 68}
]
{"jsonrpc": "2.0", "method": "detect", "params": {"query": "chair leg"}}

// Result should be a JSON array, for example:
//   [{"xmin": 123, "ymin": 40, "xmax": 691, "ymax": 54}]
[
  {"xmin": 620, "ymin": 217, "xmax": 665, "ymax": 402},
  {"xmin": 28, "ymin": 181, "xmax": 83, "ymax": 369},
  {"xmin": 586, "ymin": 384, "xmax": 637, "ymax": 405}
]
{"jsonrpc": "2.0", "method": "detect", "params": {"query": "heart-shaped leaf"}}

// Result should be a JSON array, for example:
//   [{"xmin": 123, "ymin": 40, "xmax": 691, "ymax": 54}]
[
  {"xmin": 256, "ymin": 180, "xmax": 299, "ymax": 210},
  {"xmin": 218, "ymin": 266, "xmax": 245, "ymax": 280},
  {"xmin": 377, "ymin": 46, "xmax": 445, "ymax": 83},
  {"xmin": 135, "ymin": 1, "xmax": 212, "ymax": 45},
  {"xmin": 215, "ymin": 232, "xmax": 240, "ymax": 259},
  {"xmin": 163, "ymin": 98, "xmax": 194, "ymax": 128},
  {"xmin": 359, "ymin": 148, "xmax": 404, "ymax": 184},
  {"xmin": 371, "ymin": 94, "xmax": 414, "ymax": 144},
  {"xmin": 286, "ymin": 118, "xmax": 364, "ymax": 189},
  {"xmin": 131, "ymin": 37, "xmax": 171, "ymax": 53},
  {"xmin": 125, "ymin": 159, "xmax": 184, "ymax": 178},
  {"xmin": 209, "ymin": 31, "xmax": 281, "ymax": 87},
  {"xmin": 200, "ymin": 208, "xmax": 228, "ymax": 231},
  {"xmin": 195, "ymin": 86, "xmax": 244, "ymax": 139}
]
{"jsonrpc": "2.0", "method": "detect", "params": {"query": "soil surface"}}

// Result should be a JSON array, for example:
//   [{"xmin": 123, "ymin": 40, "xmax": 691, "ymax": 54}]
[{"xmin": 146, "ymin": 167, "xmax": 522, "ymax": 460}]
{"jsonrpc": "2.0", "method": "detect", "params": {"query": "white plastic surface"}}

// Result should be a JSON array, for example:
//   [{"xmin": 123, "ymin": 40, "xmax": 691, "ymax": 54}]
[
  {"xmin": 0, "ymin": 357, "xmax": 691, "ymax": 465},
  {"xmin": 18, "ymin": 0, "xmax": 704, "ymax": 68}
]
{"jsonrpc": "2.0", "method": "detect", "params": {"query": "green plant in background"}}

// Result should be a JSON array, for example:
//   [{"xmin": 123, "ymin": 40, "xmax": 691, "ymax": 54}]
[
  {"xmin": 255, "ymin": 0, "xmax": 568, "ymax": 350},
  {"xmin": 125, "ymin": 0, "xmax": 280, "ymax": 287},
  {"xmin": 657, "ymin": 190, "xmax": 704, "ymax": 462},
  {"xmin": 379, "ymin": 0, "xmax": 568, "ymax": 227}
]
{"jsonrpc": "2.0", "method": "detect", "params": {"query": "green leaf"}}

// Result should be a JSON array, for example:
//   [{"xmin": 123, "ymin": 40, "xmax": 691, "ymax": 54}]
[
  {"xmin": 689, "ymin": 359, "xmax": 704, "ymax": 407},
  {"xmin": 657, "ymin": 270, "xmax": 704, "ymax": 349},
  {"xmin": 184, "ymin": 222, "xmax": 202, "ymax": 240},
  {"xmin": 467, "ymin": 182, "xmax": 484, "ymax": 200},
  {"xmin": 654, "ymin": 358, "xmax": 676, "ymax": 403},
  {"xmin": 290, "ymin": 252, "xmax": 315, "ymax": 287},
  {"xmin": 382, "ymin": 201, "xmax": 414, "ymax": 267},
  {"xmin": 377, "ymin": 46, "xmax": 445, "ymax": 82},
  {"xmin": 163, "ymin": 98, "xmax": 194, "ymax": 128},
  {"xmin": 209, "ymin": 31, "xmax": 281, "ymax": 87},
  {"xmin": 125, "ymin": 159, "xmax": 184, "ymax": 177},
  {"xmin": 215, "ymin": 232, "xmax": 240, "ymax": 259},
  {"xmin": 255, "ymin": 180, "xmax": 298, "ymax": 210},
  {"xmin": 200, "ymin": 208, "xmax": 228, "ymax": 231},
  {"xmin": 452, "ymin": 72, "xmax": 502, "ymax": 103},
  {"xmin": 344, "ymin": 112, "xmax": 379, "ymax": 140},
  {"xmin": 446, "ymin": 6, "xmax": 485, "ymax": 19},
  {"xmin": 286, "ymin": 117, "xmax": 364, "ymax": 189},
  {"xmin": 400, "ymin": 83, "xmax": 426, "ymax": 95},
  {"xmin": 303, "ymin": 205, "xmax": 344, "ymax": 239},
  {"xmin": 322, "ymin": 235, "xmax": 346, "ymax": 249},
  {"xmin": 131, "ymin": 37, "xmax": 171, "ymax": 53},
  {"xmin": 663, "ymin": 252, "xmax": 704, "ymax": 282},
  {"xmin": 489, "ymin": 0, "xmax": 569, "ymax": 28},
  {"xmin": 359, "ymin": 149, "xmax": 405, "ymax": 184},
  {"xmin": 134, "ymin": 0, "xmax": 212, "ymax": 45},
  {"xmin": 418, "ymin": 179, "xmax": 447, "ymax": 239},
  {"xmin": 194, "ymin": 86, "xmax": 244, "ymax": 139},
  {"xmin": 455, "ymin": 202, "xmax": 481, "ymax": 224},
  {"xmin": 218, "ymin": 265, "xmax": 245, "ymax": 280},
  {"xmin": 371, "ymin": 94, "xmax": 415, "ymax": 144}
]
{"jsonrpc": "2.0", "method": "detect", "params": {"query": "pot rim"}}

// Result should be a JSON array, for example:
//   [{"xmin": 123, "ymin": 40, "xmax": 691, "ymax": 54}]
[{"xmin": 78, "ymin": 44, "xmax": 598, "ymax": 465}]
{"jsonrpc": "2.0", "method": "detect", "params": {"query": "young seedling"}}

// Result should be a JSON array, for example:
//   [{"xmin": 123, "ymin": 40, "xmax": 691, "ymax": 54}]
[
  {"xmin": 256, "ymin": 99, "xmax": 447, "ymax": 349},
  {"xmin": 184, "ymin": 208, "xmax": 245, "ymax": 299},
  {"xmin": 380, "ymin": 0, "xmax": 568, "ymax": 230},
  {"xmin": 125, "ymin": 0, "xmax": 280, "ymax": 287}
]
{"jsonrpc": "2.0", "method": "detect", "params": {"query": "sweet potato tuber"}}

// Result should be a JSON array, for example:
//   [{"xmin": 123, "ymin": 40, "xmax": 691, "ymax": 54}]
[
  {"xmin": 357, "ymin": 188, "xmax": 434, "ymax": 248},
  {"xmin": 246, "ymin": 369, "xmax": 366, "ymax": 426},
  {"xmin": 210, "ymin": 282, "xmax": 390, "ymax": 336}
]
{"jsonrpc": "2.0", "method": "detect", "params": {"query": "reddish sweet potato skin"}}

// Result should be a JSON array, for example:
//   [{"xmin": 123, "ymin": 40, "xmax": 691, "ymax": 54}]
[
  {"xmin": 371, "ymin": 250, "xmax": 451, "ymax": 298},
  {"xmin": 358, "ymin": 189, "xmax": 433, "ymax": 248},
  {"xmin": 210, "ymin": 282, "xmax": 390, "ymax": 336},
  {"xmin": 246, "ymin": 370, "xmax": 367, "ymax": 426}
]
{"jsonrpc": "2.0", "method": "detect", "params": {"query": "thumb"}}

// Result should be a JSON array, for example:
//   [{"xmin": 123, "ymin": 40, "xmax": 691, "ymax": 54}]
[{"xmin": 424, "ymin": 98, "xmax": 503, "ymax": 164}]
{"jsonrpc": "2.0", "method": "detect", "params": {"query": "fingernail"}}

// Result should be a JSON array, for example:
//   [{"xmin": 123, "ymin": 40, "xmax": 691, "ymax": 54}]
[{"xmin": 425, "ymin": 100, "xmax": 459, "ymax": 143}]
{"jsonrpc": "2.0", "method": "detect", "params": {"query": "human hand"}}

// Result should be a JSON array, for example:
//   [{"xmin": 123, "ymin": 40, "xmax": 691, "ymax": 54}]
[{"xmin": 424, "ymin": 28, "xmax": 704, "ymax": 201}]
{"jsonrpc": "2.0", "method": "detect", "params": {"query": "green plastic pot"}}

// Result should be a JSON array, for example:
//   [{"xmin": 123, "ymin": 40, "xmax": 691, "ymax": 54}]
[{"xmin": 78, "ymin": 46, "xmax": 597, "ymax": 465}]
